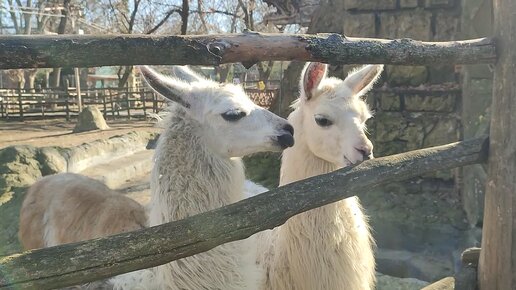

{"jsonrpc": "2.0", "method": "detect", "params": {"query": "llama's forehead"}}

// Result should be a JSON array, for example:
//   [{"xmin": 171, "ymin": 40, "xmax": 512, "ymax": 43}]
[
  {"xmin": 310, "ymin": 90, "xmax": 371, "ymax": 119},
  {"xmin": 190, "ymin": 82, "xmax": 256, "ymax": 113}
]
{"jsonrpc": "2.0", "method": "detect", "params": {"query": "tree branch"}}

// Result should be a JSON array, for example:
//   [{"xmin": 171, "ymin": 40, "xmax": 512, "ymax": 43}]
[
  {"xmin": 0, "ymin": 137, "xmax": 488, "ymax": 290},
  {"xmin": 6, "ymin": 0, "xmax": 20, "ymax": 34},
  {"xmin": 180, "ymin": 0, "xmax": 189, "ymax": 35},
  {"xmin": 145, "ymin": 9, "xmax": 181, "ymax": 35},
  {"xmin": 0, "ymin": 33, "xmax": 496, "ymax": 69}
]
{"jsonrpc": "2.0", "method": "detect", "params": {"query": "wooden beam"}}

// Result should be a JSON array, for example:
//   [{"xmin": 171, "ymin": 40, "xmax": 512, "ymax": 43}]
[
  {"xmin": 421, "ymin": 277, "xmax": 455, "ymax": 290},
  {"xmin": 0, "ymin": 32, "xmax": 496, "ymax": 69},
  {"xmin": 478, "ymin": 0, "xmax": 516, "ymax": 289},
  {"xmin": 0, "ymin": 137, "xmax": 488, "ymax": 289}
]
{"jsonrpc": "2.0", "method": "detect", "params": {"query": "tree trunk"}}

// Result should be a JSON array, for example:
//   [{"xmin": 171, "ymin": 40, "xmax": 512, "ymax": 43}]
[
  {"xmin": 50, "ymin": 0, "xmax": 71, "ymax": 89},
  {"xmin": 180, "ymin": 0, "xmax": 189, "ymax": 35},
  {"xmin": 27, "ymin": 69, "xmax": 37, "ymax": 93},
  {"xmin": 269, "ymin": 61, "xmax": 304, "ymax": 116}
]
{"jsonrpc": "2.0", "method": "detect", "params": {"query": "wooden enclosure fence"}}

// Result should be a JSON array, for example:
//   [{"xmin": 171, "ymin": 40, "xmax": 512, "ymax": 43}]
[
  {"xmin": 0, "ymin": 87, "xmax": 278, "ymax": 120},
  {"xmin": 0, "ymin": 7, "xmax": 514, "ymax": 289}
]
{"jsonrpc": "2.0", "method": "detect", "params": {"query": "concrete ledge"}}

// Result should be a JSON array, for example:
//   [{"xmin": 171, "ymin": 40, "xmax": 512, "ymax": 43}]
[{"xmin": 80, "ymin": 150, "xmax": 154, "ymax": 189}]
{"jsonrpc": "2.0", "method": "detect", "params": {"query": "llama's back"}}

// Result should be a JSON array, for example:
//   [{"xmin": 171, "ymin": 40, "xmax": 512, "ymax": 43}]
[{"xmin": 19, "ymin": 173, "xmax": 147, "ymax": 249}]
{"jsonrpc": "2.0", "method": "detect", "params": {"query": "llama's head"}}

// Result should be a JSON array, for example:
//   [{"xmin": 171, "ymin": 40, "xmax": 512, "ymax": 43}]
[
  {"xmin": 140, "ymin": 66, "xmax": 294, "ymax": 157},
  {"xmin": 292, "ymin": 62, "xmax": 383, "ymax": 167}
]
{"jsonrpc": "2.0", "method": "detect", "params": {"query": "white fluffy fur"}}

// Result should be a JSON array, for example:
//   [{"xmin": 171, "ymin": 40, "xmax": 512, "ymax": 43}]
[
  {"xmin": 111, "ymin": 66, "xmax": 293, "ymax": 289},
  {"xmin": 257, "ymin": 63, "xmax": 384, "ymax": 290}
]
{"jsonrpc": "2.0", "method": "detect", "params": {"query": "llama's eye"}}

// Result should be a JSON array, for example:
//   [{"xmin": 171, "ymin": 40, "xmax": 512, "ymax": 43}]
[
  {"xmin": 314, "ymin": 115, "xmax": 333, "ymax": 127},
  {"xmin": 221, "ymin": 110, "xmax": 246, "ymax": 122}
]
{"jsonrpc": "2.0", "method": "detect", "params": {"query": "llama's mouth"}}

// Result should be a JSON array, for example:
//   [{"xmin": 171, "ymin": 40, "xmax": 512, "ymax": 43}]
[{"xmin": 343, "ymin": 156, "xmax": 353, "ymax": 166}]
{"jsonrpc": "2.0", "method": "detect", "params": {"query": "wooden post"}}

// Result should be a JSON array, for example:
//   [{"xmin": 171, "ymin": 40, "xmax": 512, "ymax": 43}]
[
  {"xmin": 125, "ymin": 87, "xmax": 131, "ymax": 119},
  {"xmin": 64, "ymin": 80, "xmax": 70, "ymax": 121},
  {"xmin": 102, "ymin": 91, "xmax": 107, "ymax": 118},
  {"xmin": 109, "ymin": 90, "xmax": 115, "ymax": 119},
  {"xmin": 40, "ymin": 94, "xmax": 45, "ymax": 118},
  {"xmin": 5, "ymin": 95, "xmax": 9, "ymax": 119},
  {"xmin": 141, "ymin": 88, "xmax": 147, "ymax": 118},
  {"xmin": 478, "ymin": 0, "xmax": 516, "ymax": 289},
  {"xmin": 17, "ymin": 89, "xmax": 23, "ymax": 120},
  {"xmin": 74, "ymin": 68, "xmax": 82, "ymax": 112},
  {"xmin": 152, "ymin": 92, "xmax": 157, "ymax": 113}
]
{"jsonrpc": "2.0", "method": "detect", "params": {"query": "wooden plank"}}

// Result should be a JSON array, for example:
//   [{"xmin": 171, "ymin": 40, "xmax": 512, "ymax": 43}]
[
  {"xmin": 0, "ymin": 137, "xmax": 488, "ymax": 289},
  {"xmin": 0, "ymin": 33, "xmax": 496, "ymax": 69},
  {"xmin": 478, "ymin": 0, "xmax": 516, "ymax": 289}
]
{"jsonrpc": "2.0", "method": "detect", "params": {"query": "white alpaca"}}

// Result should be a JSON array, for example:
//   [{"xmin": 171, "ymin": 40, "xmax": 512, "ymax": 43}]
[
  {"xmin": 257, "ymin": 62, "xmax": 383, "ymax": 290},
  {"xmin": 19, "ymin": 173, "xmax": 147, "ymax": 250},
  {"xmin": 111, "ymin": 66, "xmax": 294, "ymax": 290}
]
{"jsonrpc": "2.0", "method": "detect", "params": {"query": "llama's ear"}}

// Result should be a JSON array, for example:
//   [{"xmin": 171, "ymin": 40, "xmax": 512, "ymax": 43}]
[
  {"xmin": 171, "ymin": 66, "xmax": 205, "ymax": 83},
  {"xmin": 343, "ymin": 65, "xmax": 384, "ymax": 98},
  {"xmin": 300, "ymin": 62, "xmax": 328, "ymax": 101},
  {"xmin": 139, "ymin": 66, "xmax": 191, "ymax": 108}
]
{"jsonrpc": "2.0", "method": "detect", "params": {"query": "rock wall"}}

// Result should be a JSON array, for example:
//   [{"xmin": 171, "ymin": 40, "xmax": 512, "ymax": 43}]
[
  {"xmin": 460, "ymin": 0, "xmax": 493, "ymax": 227},
  {"xmin": 340, "ymin": 0, "xmax": 462, "ymax": 158}
]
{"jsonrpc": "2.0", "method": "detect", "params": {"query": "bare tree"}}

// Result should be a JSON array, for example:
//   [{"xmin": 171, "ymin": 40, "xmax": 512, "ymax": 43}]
[{"xmin": 4, "ymin": 0, "xmax": 70, "ymax": 90}]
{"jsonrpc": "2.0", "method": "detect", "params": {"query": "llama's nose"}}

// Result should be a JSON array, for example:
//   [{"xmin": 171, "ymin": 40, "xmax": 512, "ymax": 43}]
[
  {"xmin": 278, "ymin": 124, "xmax": 295, "ymax": 149},
  {"xmin": 283, "ymin": 124, "xmax": 294, "ymax": 136},
  {"xmin": 356, "ymin": 147, "xmax": 373, "ymax": 160}
]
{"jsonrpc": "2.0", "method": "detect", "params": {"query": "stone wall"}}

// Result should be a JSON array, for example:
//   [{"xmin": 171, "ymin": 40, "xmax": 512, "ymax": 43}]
[
  {"xmin": 460, "ymin": 0, "xmax": 493, "ymax": 227},
  {"xmin": 339, "ymin": 0, "xmax": 462, "ymax": 187}
]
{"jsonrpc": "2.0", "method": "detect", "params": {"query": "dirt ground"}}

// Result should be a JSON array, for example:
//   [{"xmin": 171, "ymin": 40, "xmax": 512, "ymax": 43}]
[{"xmin": 0, "ymin": 118, "xmax": 160, "ymax": 149}]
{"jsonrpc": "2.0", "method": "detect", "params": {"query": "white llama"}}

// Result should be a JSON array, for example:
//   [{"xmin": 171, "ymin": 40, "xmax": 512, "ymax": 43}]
[
  {"xmin": 16, "ymin": 68, "xmax": 200, "ymax": 251},
  {"xmin": 111, "ymin": 65, "xmax": 294, "ymax": 290},
  {"xmin": 258, "ymin": 62, "xmax": 383, "ymax": 290},
  {"xmin": 19, "ymin": 172, "xmax": 147, "ymax": 250}
]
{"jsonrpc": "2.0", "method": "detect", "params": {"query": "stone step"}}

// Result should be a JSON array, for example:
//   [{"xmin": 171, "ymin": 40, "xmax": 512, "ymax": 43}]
[{"xmin": 80, "ymin": 150, "xmax": 154, "ymax": 190}]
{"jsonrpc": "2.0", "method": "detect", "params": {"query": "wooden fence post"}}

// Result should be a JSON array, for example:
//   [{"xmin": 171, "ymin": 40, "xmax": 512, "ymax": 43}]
[
  {"xmin": 140, "ymin": 88, "xmax": 147, "ymax": 118},
  {"xmin": 109, "ymin": 90, "xmax": 115, "ymax": 119},
  {"xmin": 102, "ymin": 91, "xmax": 107, "ymax": 118},
  {"xmin": 152, "ymin": 92, "xmax": 157, "ymax": 113},
  {"xmin": 478, "ymin": 0, "xmax": 516, "ymax": 289},
  {"xmin": 125, "ymin": 87, "xmax": 131, "ymax": 119},
  {"xmin": 64, "ymin": 80, "xmax": 70, "ymax": 121},
  {"xmin": 17, "ymin": 89, "xmax": 23, "ymax": 121}
]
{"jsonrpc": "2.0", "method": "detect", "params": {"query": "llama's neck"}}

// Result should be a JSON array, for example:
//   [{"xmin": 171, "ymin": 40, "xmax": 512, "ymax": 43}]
[
  {"xmin": 149, "ymin": 108, "xmax": 244, "ymax": 225},
  {"xmin": 280, "ymin": 109, "xmax": 338, "ymax": 186},
  {"xmin": 146, "ymin": 107, "xmax": 261, "ymax": 290}
]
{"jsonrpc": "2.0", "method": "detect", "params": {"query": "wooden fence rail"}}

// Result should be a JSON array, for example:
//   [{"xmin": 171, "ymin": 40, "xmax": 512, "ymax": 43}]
[
  {"xmin": 0, "ymin": 137, "xmax": 488, "ymax": 290},
  {"xmin": 0, "ymin": 33, "xmax": 496, "ymax": 69}
]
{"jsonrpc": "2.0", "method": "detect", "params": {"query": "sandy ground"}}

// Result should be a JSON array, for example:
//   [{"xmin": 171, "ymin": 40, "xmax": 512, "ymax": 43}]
[{"xmin": 0, "ymin": 118, "xmax": 161, "ymax": 149}]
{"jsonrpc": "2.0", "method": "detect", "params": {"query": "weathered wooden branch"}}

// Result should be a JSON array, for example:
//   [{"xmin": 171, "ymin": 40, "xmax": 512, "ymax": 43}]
[
  {"xmin": 0, "ymin": 32, "xmax": 496, "ymax": 69},
  {"xmin": 422, "ymin": 277, "xmax": 455, "ymax": 290},
  {"xmin": 461, "ymin": 247, "xmax": 480, "ymax": 266},
  {"xmin": 0, "ymin": 137, "xmax": 488, "ymax": 290}
]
